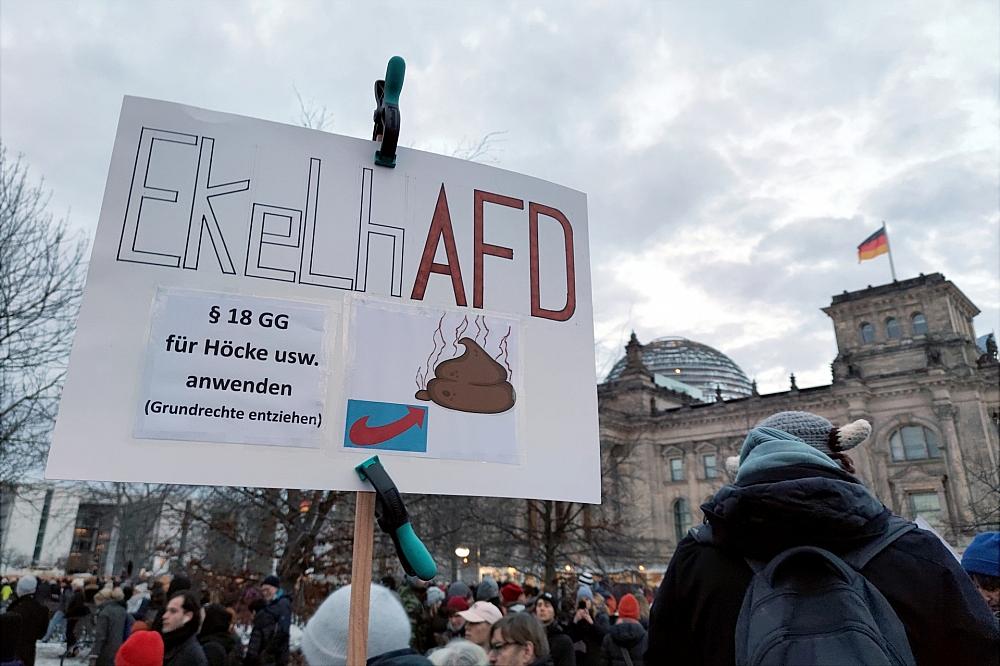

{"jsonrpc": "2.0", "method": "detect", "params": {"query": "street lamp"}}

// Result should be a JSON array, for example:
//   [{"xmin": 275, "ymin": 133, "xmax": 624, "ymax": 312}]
[{"xmin": 454, "ymin": 546, "xmax": 471, "ymax": 583}]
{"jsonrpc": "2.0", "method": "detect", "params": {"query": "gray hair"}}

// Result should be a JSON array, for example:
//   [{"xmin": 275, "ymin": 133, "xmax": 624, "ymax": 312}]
[{"xmin": 428, "ymin": 639, "xmax": 489, "ymax": 666}]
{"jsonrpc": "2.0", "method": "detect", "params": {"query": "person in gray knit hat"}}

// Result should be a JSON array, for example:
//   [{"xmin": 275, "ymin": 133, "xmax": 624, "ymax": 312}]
[
  {"xmin": 756, "ymin": 411, "xmax": 870, "ymax": 470},
  {"xmin": 725, "ymin": 410, "xmax": 872, "ymax": 478},
  {"xmin": 475, "ymin": 577, "xmax": 499, "ymax": 604},
  {"xmin": 648, "ymin": 409, "xmax": 999, "ymax": 665}
]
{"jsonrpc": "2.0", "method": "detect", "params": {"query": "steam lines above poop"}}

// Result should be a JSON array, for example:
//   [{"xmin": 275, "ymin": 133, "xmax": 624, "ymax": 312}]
[{"xmin": 415, "ymin": 315, "xmax": 515, "ymax": 414}]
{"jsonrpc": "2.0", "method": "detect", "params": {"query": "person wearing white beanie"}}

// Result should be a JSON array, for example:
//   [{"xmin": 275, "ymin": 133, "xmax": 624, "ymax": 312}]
[
  {"xmin": 301, "ymin": 583, "xmax": 432, "ymax": 665},
  {"xmin": 7, "ymin": 575, "xmax": 47, "ymax": 665},
  {"xmin": 16, "ymin": 575, "xmax": 38, "ymax": 597}
]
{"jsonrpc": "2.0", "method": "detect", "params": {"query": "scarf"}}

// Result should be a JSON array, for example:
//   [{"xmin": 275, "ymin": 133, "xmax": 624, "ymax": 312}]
[{"xmin": 736, "ymin": 426, "xmax": 840, "ymax": 482}]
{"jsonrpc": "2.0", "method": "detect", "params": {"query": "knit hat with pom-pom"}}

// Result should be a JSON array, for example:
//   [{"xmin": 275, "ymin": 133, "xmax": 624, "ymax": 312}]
[
  {"xmin": 728, "ymin": 411, "xmax": 872, "ymax": 477},
  {"xmin": 756, "ymin": 411, "xmax": 871, "ymax": 455}
]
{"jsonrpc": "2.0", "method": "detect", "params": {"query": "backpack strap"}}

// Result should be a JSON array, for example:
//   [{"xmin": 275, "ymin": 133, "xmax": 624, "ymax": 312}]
[
  {"xmin": 620, "ymin": 644, "xmax": 635, "ymax": 666},
  {"xmin": 842, "ymin": 515, "xmax": 916, "ymax": 570}
]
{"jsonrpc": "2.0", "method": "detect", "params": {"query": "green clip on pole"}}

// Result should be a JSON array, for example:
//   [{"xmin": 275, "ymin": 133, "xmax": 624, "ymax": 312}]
[
  {"xmin": 355, "ymin": 455, "xmax": 437, "ymax": 580},
  {"xmin": 373, "ymin": 56, "xmax": 405, "ymax": 168}
]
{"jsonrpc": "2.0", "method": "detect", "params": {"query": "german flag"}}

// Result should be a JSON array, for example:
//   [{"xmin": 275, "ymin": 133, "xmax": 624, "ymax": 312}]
[{"xmin": 857, "ymin": 227, "xmax": 889, "ymax": 262}]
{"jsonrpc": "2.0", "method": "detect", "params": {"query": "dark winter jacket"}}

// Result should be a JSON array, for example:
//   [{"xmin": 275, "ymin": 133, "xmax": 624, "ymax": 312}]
[
  {"xmin": 244, "ymin": 593, "xmax": 291, "ymax": 666},
  {"xmin": 201, "ymin": 632, "xmax": 242, "ymax": 666},
  {"xmin": 58, "ymin": 585, "xmax": 72, "ymax": 613},
  {"xmin": 91, "ymin": 600, "xmax": 127, "ymax": 666},
  {"xmin": 6, "ymin": 595, "xmax": 48, "ymax": 666},
  {"xmin": 366, "ymin": 648, "xmax": 433, "ymax": 665},
  {"xmin": 200, "ymin": 603, "xmax": 242, "ymax": 666},
  {"xmin": 36, "ymin": 581, "xmax": 57, "ymax": 612},
  {"xmin": 646, "ymin": 463, "xmax": 1000, "ymax": 665},
  {"xmin": 527, "ymin": 657, "xmax": 555, "ymax": 666},
  {"xmin": 164, "ymin": 631, "xmax": 209, "ymax": 666},
  {"xmin": 131, "ymin": 595, "xmax": 150, "ymax": 621},
  {"xmin": 599, "ymin": 621, "xmax": 645, "ymax": 666},
  {"xmin": 66, "ymin": 589, "xmax": 89, "ymax": 618},
  {"xmin": 567, "ymin": 612, "xmax": 608, "ymax": 666},
  {"xmin": 0, "ymin": 611, "xmax": 23, "ymax": 665},
  {"xmin": 544, "ymin": 621, "xmax": 576, "ymax": 666}
]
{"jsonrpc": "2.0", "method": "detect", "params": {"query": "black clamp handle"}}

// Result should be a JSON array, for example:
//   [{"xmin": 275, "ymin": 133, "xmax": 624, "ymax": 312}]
[
  {"xmin": 356, "ymin": 456, "xmax": 436, "ymax": 580},
  {"xmin": 373, "ymin": 56, "xmax": 405, "ymax": 168}
]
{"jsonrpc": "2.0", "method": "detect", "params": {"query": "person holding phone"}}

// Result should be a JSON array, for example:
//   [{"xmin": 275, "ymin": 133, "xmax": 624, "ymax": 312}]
[{"xmin": 566, "ymin": 586, "xmax": 607, "ymax": 666}]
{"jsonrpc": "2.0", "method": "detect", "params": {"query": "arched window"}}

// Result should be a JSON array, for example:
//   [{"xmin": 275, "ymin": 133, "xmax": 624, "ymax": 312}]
[
  {"xmin": 673, "ymin": 498, "xmax": 691, "ymax": 542},
  {"xmin": 859, "ymin": 322, "xmax": 875, "ymax": 344},
  {"xmin": 911, "ymin": 312, "xmax": 928, "ymax": 336},
  {"xmin": 890, "ymin": 426, "xmax": 942, "ymax": 461},
  {"xmin": 885, "ymin": 317, "xmax": 902, "ymax": 339}
]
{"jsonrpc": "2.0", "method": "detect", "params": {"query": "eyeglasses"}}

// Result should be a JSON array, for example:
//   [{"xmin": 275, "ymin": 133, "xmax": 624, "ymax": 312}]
[{"xmin": 489, "ymin": 641, "xmax": 522, "ymax": 652}]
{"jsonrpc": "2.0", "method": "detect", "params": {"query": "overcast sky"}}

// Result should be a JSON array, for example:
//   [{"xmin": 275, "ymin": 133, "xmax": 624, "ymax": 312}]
[{"xmin": 2, "ymin": 1, "xmax": 997, "ymax": 393}]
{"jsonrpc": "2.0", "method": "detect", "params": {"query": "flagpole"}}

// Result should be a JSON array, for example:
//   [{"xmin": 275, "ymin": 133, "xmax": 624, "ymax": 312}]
[{"xmin": 882, "ymin": 220, "xmax": 897, "ymax": 281}]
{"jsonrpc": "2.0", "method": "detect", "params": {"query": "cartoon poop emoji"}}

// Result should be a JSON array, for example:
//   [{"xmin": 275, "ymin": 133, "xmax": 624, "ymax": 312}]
[{"xmin": 415, "ymin": 337, "xmax": 515, "ymax": 414}]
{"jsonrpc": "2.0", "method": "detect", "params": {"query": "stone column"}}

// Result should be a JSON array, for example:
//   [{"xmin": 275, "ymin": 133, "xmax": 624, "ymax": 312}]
[
  {"xmin": 975, "ymin": 401, "xmax": 1000, "ymax": 470},
  {"xmin": 933, "ymin": 403, "xmax": 972, "ymax": 529},
  {"xmin": 686, "ymin": 448, "xmax": 699, "ymax": 516}
]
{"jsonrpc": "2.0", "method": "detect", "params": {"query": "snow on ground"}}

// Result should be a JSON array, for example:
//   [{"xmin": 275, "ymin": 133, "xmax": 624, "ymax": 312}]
[{"xmin": 36, "ymin": 641, "xmax": 83, "ymax": 666}]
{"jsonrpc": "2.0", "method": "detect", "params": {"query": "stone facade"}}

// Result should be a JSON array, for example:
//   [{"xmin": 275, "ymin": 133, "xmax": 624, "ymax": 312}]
[{"xmin": 598, "ymin": 273, "xmax": 999, "ymax": 573}]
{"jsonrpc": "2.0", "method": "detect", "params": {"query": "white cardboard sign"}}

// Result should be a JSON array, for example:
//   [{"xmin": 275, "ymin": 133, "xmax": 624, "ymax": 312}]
[{"xmin": 46, "ymin": 96, "xmax": 600, "ymax": 502}]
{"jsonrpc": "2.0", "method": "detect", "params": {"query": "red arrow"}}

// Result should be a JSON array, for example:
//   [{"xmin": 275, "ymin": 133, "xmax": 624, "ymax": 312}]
[{"xmin": 349, "ymin": 406, "xmax": 426, "ymax": 446}]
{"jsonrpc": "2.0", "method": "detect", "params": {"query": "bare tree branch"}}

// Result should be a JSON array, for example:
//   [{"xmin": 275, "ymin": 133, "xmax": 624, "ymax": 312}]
[
  {"xmin": 293, "ymin": 85, "xmax": 334, "ymax": 132},
  {"xmin": 0, "ymin": 146, "xmax": 86, "ymax": 483}
]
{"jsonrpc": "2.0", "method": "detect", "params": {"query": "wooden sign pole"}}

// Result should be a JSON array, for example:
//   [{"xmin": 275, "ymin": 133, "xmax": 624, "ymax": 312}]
[{"xmin": 346, "ymin": 490, "xmax": 376, "ymax": 666}]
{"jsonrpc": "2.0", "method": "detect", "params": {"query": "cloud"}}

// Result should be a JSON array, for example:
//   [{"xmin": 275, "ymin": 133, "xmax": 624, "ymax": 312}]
[
  {"xmin": 865, "ymin": 152, "xmax": 997, "ymax": 225},
  {"xmin": 1, "ymin": 0, "xmax": 996, "ymax": 394}
]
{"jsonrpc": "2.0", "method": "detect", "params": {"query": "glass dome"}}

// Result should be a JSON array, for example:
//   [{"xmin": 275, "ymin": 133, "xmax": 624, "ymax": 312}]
[{"xmin": 606, "ymin": 336, "xmax": 753, "ymax": 401}]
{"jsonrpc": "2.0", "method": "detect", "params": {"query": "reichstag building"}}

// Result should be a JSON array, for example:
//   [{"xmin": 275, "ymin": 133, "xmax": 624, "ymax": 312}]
[{"xmin": 598, "ymin": 273, "xmax": 999, "ymax": 573}]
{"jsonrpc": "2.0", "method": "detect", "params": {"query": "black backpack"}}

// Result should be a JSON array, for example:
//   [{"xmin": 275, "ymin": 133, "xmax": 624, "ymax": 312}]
[{"xmin": 692, "ymin": 516, "xmax": 917, "ymax": 666}]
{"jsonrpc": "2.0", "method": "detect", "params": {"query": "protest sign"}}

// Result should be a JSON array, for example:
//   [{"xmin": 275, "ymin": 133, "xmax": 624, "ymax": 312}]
[{"xmin": 46, "ymin": 96, "xmax": 599, "ymax": 502}]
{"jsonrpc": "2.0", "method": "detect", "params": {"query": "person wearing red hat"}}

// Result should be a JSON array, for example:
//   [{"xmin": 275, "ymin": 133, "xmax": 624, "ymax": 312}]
[
  {"xmin": 500, "ymin": 583, "xmax": 525, "ymax": 608},
  {"xmin": 442, "ymin": 596, "xmax": 470, "ymax": 643},
  {"xmin": 600, "ymin": 594, "xmax": 645, "ymax": 666},
  {"xmin": 115, "ymin": 630, "xmax": 165, "ymax": 666}
]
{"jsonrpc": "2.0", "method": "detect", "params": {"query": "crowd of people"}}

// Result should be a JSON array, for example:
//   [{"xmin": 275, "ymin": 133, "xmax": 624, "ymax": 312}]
[
  {"xmin": 0, "ymin": 570, "xmax": 291, "ymax": 666},
  {"xmin": 1, "ymin": 410, "xmax": 998, "ymax": 665},
  {"xmin": 0, "ymin": 563, "xmax": 652, "ymax": 666},
  {"xmin": 355, "ymin": 570, "xmax": 652, "ymax": 665},
  {"xmin": 297, "ymin": 572, "xmax": 651, "ymax": 666}
]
